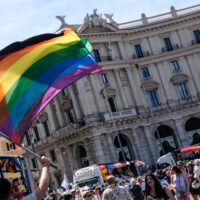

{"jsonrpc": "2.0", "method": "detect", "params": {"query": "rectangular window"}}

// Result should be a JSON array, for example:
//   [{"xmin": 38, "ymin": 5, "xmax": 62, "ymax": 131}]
[
  {"xmin": 50, "ymin": 150, "xmax": 56, "ymax": 161},
  {"xmin": 93, "ymin": 49, "xmax": 101, "ymax": 62},
  {"xmin": 101, "ymin": 73, "xmax": 108, "ymax": 83},
  {"xmin": 31, "ymin": 158, "xmax": 37, "ymax": 168},
  {"xmin": 33, "ymin": 127, "xmax": 40, "ymax": 142},
  {"xmin": 43, "ymin": 122, "xmax": 50, "ymax": 137},
  {"xmin": 170, "ymin": 60, "xmax": 180, "ymax": 71},
  {"xmin": 148, "ymin": 90, "xmax": 159, "ymax": 106},
  {"xmin": 177, "ymin": 83, "xmax": 189, "ymax": 99},
  {"xmin": 141, "ymin": 67, "xmax": 150, "ymax": 78},
  {"xmin": 163, "ymin": 37, "xmax": 173, "ymax": 51},
  {"xmin": 134, "ymin": 44, "xmax": 143, "ymax": 58},
  {"xmin": 67, "ymin": 109, "xmax": 75, "ymax": 123},
  {"xmin": 62, "ymin": 88, "xmax": 68, "ymax": 96},
  {"xmin": 6, "ymin": 143, "xmax": 10, "ymax": 151},
  {"xmin": 108, "ymin": 97, "xmax": 117, "ymax": 112},
  {"xmin": 193, "ymin": 30, "xmax": 200, "ymax": 43}
]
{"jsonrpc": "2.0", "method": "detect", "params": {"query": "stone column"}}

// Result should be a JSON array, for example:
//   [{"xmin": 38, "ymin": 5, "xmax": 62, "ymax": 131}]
[
  {"xmin": 67, "ymin": 144, "xmax": 79, "ymax": 170},
  {"xmin": 118, "ymin": 41, "xmax": 127, "ymax": 59},
  {"xmin": 125, "ymin": 68, "xmax": 138, "ymax": 108},
  {"xmin": 131, "ymin": 129, "xmax": 141, "ymax": 159},
  {"xmin": 61, "ymin": 147, "xmax": 74, "ymax": 182},
  {"xmin": 114, "ymin": 69, "xmax": 129, "ymax": 109},
  {"xmin": 91, "ymin": 136, "xmax": 106, "ymax": 164},
  {"xmin": 76, "ymin": 78, "xmax": 91, "ymax": 116},
  {"xmin": 83, "ymin": 138, "xmax": 95, "ymax": 165},
  {"xmin": 54, "ymin": 97, "xmax": 65, "ymax": 127},
  {"xmin": 173, "ymin": 118, "xmax": 189, "ymax": 148},
  {"xmin": 45, "ymin": 103, "xmax": 56, "ymax": 132},
  {"xmin": 67, "ymin": 85, "xmax": 82, "ymax": 120},
  {"xmin": 55, "ymin": 147, "xmax": 66, "ymax": 176},
  {"xmin": 144, "ymin": 126, "xmax": 158, "ymax": 163},
  {"xmin": 89, "ymin": 75, "xmax": 101, "ymax": 113},
  {"xmin": 184, "ymin": 55, "xmax": 200, "ymax": 95},
  {"xmin": 106, "ymin": 134, "xmax": 117, "ymax": 163}
]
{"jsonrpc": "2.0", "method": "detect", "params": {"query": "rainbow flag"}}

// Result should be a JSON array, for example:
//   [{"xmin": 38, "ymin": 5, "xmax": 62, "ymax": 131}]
[
  {"xmin": 0, "ymin": 28, "xmax": 102, "ymax": 144},
  {"xmin": 134, "ymin": 160, "xmax": 146, "ymax": 167}
]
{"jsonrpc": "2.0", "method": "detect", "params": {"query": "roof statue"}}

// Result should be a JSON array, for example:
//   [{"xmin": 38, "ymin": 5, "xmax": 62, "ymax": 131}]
[
  {"xmin": 56, "ymin": 15, "xmax": 67, "ymax": 25},
  {"xmin": 104, "ymin": 13, "xmax": 118, "ymax": 27}
]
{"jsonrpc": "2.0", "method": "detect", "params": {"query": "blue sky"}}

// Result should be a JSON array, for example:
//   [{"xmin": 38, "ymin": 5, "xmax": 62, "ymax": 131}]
[{"xmin": 0, "ymin": 0, "xmax": 199, "ymax": 49}]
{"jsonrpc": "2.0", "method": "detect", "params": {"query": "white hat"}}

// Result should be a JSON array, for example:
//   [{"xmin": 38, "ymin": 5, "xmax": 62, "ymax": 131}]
[{"xmin": 194, "ymin": 159, "xmax": 200, "ymax": 165}]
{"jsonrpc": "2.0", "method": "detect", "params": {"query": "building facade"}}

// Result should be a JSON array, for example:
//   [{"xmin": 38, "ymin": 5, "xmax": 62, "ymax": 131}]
[{"xmin": 24, "ymin": 4, "xmax": 200, "ymax": 189}]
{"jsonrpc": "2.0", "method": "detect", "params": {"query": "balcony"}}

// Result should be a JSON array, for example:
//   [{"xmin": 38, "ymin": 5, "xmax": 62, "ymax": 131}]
[
  {"xmin": 100, "ymin": 56, "xmax": 113, "ymax": 62},
  {"xmin": 103, "ymin": 108, "xmax": 137, "ymax": 121},
  {"xmin": 161, "ymin": 44, "xmax": 180, "ymax": 53},
  {"xmin": 191, "ymin": 39, "xmax": 200, "ymax": 46},
  {"xmin": 132, "ymin": 51, "xmax": 152, "ymax": 59}
]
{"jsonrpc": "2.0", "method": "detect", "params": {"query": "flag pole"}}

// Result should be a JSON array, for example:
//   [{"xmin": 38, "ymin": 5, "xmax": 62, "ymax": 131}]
[{"xmin": 0, "ymin": 131, "xmax": 57, "ymax": 169}]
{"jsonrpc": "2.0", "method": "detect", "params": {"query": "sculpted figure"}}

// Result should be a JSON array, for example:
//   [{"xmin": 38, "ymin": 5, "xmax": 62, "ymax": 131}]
[{"xmin": 56, "ymin": 15, "xmax": 66, "ymax": 25}]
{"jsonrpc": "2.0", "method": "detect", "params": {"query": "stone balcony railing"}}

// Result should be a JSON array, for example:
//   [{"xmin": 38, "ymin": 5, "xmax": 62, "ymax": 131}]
[
  {"xmin": 118, "ymin": 4, "xmax": 200, "ymax": 29},
  {"xmin": 103, "ymin": 108, "xmax": 137, "ymax": 121}
]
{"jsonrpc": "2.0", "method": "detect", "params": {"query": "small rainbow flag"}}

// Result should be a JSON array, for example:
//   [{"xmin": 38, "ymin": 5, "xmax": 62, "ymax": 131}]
[
  {"xmin": 0, "ymin": 28, "xmax": 102, "ymax": 144},
  {"xmin": 134, "ymin": 160, "xmax": 146, "ymax": 167}
]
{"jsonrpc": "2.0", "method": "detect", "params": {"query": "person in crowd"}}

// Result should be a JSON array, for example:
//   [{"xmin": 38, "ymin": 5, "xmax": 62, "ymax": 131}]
[
  {"xmin": 59, "ymin": 193, "xmax": 74, "ymax": 200},
  {"xmin": 193, "ymin": 159, "xmax": 200, "ymax": 183},
  {"xmin": 0, "ymin": 156, "xmax": 50, "ymax": 200},
  {"xmin": 74, "ymin": 189, "xmax": 84, "ymax": 200},
  {"xmin": 12, "ymin": 178, "xmax": 25, "ymax": 200},
  {"xmin": 102, "ymin": 175, "xmax": 132, "ymax": 200},
  {"xmin": 171, "ymin": 166, "xmax": 189, "ymax": 200},
  {"xmin": 186, "ymin": 162, "xmax": 200, "ymax": 200},
  {"xmin": 82, "ymin": 191, "xmax": 93, "ymax": 200},
  {"xmin": 137, "ymin": 176, "xmax": 146, "ymax": 195},
  {"xmin": 177, "ymin": 161, "xmax": 189, "ymax": 178},
  {"xmin": 130, "ymin": 178, "xmax": 144, "ymax": 200},
  {"xmin": 93, "ymin": 186, "xmax": 102, "ymax": 200},
  {"xmin": 144, "ymin": 173, "xmax": 174, "ymax": 200},
  {"xmin": 100, "ymin": 186, "xmax": 105, "ymax": 194}
]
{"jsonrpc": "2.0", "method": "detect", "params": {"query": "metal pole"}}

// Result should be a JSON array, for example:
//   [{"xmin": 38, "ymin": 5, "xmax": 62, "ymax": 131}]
[
  {"xmin": 29, "ymin": 134, "xmax": 40, "ymax": 176},
  {"xmin": 0, "ymin": 131, "xmax": 57, "ymax": 169},
  {"xmin": 135, "ymin": 64, "xmax": 164, "ymax": 154},
  {"xmin": 99, "ymin": 73, "xmax": 126, "ymax": 162}
]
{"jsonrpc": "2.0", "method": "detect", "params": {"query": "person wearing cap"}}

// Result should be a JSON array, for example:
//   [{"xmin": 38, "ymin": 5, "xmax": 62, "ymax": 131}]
[
  {"xmin": 102, "ymin": 176, "xmax": 132, "ymax": 200},
  {"xmin": 82, "ymin": 191, "xmax": 93, "ymax": 200}
]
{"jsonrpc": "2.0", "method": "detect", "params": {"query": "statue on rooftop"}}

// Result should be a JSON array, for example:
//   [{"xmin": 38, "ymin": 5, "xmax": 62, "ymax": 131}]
[{"xmin": 56, "ymin": 15, "xmax": 67, "ymax": 25}]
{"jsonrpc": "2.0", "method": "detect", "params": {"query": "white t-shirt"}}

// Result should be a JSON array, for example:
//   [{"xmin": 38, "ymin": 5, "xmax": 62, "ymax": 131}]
[{"xmin": 194, "ymin": 166, "xmax": 200, "ymax": 178}]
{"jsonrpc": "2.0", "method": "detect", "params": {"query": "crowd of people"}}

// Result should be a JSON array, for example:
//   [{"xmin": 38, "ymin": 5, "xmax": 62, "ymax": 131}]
[{"xmin": 1, "ymin": 157, "xmax": 200, "ymax": 200}]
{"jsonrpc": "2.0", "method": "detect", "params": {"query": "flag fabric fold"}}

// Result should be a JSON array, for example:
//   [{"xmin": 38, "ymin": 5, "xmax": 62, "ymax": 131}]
[{"xmin": 0, "ymin": 28, "xmax": 102, "ymax": 144}]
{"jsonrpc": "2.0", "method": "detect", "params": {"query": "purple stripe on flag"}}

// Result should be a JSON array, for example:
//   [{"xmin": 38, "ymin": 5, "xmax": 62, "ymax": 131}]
[{"xmin": 12, "ymin": 63, "xmax": 101, "ymax": 141}]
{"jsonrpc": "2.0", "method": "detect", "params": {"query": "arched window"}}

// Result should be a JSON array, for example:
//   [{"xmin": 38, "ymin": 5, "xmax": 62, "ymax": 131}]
[
  {"xmin": 154, "ymin": 125, "xmax": 177, "ymax": 155},
  {"xmin": 76, "ymin": 145, "xmax": 89, "ymax": 168},
  {"xmin": 185, "ymin": 117, "xmax": 200, "ymax": 145},
  {"xmin": 114, "ymin": 135, "xmax": 131, "ymax": 162}
]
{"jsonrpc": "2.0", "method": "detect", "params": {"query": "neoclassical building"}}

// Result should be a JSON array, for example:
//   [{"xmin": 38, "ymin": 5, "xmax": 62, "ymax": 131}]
[{"xmin": 24, "ymin": 4, "xmax": 200, "ymax": 189}]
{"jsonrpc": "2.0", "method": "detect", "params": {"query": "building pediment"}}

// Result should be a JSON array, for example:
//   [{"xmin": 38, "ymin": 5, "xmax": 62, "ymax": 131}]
[
  {"xmin": 142, "ymin": 80, "xmax": 159, "ymax": 92},
  {"xmin": 170, "ymin": 73, "xmax": 188, "ymax": 85},
  {"xmin": 77, "ymin": 22, "xmax": 117, "ymax": 34},
  {"xmin": 77, "ymin": 9, "xmax": 118, "ymax": 34}
]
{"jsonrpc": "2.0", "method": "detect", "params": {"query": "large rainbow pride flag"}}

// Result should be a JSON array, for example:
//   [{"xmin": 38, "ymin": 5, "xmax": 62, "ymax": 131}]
[{"xmin": 0, "ymin": 28, "xmax": 102, "ymax": 144}]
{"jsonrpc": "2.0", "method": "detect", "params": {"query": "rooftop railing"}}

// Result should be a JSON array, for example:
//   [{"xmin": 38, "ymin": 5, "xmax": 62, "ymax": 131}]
[{"xmin": 118, "ymin": 4, "xmax": 200, "ymax": 29}]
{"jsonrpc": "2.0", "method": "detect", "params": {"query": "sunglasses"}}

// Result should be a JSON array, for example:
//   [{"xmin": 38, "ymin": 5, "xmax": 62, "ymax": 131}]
[{"xmin": 85, "ymin": 194, "xmax": 92, "ymax": 197}]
